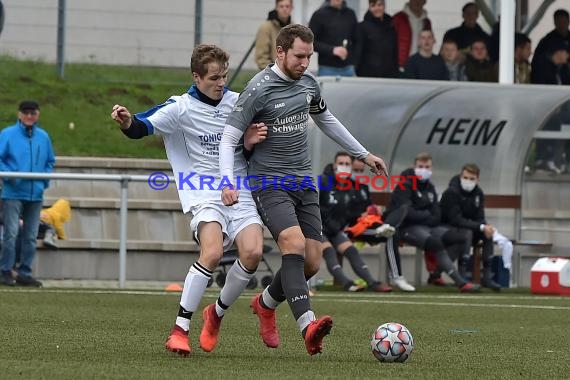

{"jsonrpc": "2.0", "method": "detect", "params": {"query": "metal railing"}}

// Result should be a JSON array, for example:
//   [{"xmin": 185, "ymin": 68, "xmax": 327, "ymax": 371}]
[{"xmin": 0, "ymin": 171, "xmax": 175, "ymax": 288}]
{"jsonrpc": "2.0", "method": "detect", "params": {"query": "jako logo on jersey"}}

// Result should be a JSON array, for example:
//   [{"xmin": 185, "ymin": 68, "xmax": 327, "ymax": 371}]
[
  {"xmin": 291, "ymin": 295, "xmax": 308, "ymax": 302},
  {"xmin": 274, "ymin": 102, "xmax": 285, "ymax": 109},
  {"xmin": 212, "ymin": 109, "xmax": 225, "ymax": 119},
  {"xmin": 199, "ymin": 133, "xmax": 223, "ymax": 142}
]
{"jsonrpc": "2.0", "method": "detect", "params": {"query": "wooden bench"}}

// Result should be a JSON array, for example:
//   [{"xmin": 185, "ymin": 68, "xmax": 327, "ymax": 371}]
[{"xmin": 370, "ymin": 193, "xmax": 553, "ymax": 287}]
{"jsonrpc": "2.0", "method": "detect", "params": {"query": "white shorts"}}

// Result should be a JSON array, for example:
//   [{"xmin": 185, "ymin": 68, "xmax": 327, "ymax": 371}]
[{"xmin": 189, "ymin": 198, "xmax": 262, "ymax": 252}]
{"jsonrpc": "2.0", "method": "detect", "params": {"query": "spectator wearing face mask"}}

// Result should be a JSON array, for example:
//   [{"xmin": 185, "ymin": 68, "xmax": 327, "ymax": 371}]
[
  {"xmin": 383, "ymin": 152, "xmax": 479, "ymax": 292},
  {"xmin": 318, "ymin": 152, "xmax": 394, "ymax": 293},
  {"xmin": 439, "ymin": 164, "xmax": 512, "ymax": 291}
]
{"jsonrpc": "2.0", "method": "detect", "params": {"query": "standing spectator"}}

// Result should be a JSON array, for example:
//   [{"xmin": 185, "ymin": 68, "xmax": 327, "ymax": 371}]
[
  {"xmin": 443, "ymin": 2, "xmax": 490, "ymax": 53},
  {"xmin": 0, "ymin": 101, "xmax": 55, "ymax": 287},
  {"xmin": 531, "ymin": 40, "xmax": 570, "ymax": 85},
  {"xmin": 440, "ymin": 39, "xmax": 468, "ymax": 81},
  {"xmin": 355, "ymin": 0, "xmax": 398, "ymax": 78},
  {"xmin": 309, "ymin": 0, "xmax": 358, "ymax": 77},
  {"xmin": 403, "ymin": 29, "xmax": 449, "ymax": 80},
  {"xmin": 465, "ymin": 38, "xmax": 498, "ymax": 82},
  {"xmin": 531, "ymin": 41, "xmax": 570, "ymax": 174},
  {"xmin": 254, "ymin": 0, "xmax": 293, "ymax": 70},
  {"xmin": 514, "ymin": 33, "xmax": 532, "ymax": 84},
  {"xmin": 393, "ymin": 0, "xmax": 432, "ymax": 70},
  {"xmin": 531, "ymin": 9, "xmax": 570, "ymax": 70}
]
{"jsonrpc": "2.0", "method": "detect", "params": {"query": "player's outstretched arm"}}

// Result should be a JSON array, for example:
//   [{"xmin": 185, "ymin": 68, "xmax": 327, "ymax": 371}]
[
  {"xmin": 363, "ymin": 153, "xmax": 389, "ymax": 177},
  {"xmin": 111, "ymin": 104, "xmax": 150, "ymax": 139}
]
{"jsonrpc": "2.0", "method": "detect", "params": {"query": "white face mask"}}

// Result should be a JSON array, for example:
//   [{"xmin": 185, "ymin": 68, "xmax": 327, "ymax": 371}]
[
  {"xmin": 335, "ymin": 164, "xmax": 352, "ymax": 176},
  {"xmin": 460, "ymin": 179, "xmax": 476, "ymax": 192},
  {"xmin": 414, "ymin": 167, "xmax": 432, "ymax": 182}
]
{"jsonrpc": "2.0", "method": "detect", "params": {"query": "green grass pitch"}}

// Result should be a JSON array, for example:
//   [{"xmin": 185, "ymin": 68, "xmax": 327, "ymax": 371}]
[{"xmin": 0, "ymin": 288, "xmax": 568, "ymax": 379}]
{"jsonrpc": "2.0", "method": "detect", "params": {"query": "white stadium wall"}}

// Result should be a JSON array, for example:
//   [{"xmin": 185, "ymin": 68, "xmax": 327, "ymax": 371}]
[{"xmin": 0, "ymin": 0, "xmax": 566, "ymax": 70}]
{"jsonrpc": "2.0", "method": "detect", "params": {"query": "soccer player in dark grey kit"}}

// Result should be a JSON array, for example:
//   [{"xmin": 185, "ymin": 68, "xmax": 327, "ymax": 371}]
[{"xmin": 219, "ymin": 24, "xmax": 388, "ymax": 355}]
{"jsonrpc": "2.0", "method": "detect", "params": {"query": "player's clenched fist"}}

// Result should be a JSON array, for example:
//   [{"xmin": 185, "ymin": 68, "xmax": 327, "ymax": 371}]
[{"xmin": 111, "ymin": 104, "xmax": 133, "ymax": 130}]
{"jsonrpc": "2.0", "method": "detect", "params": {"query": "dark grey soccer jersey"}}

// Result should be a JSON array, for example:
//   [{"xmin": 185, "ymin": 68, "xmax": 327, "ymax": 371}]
[{"xmin": 226, "ymin": 65, "xmax": 327, "ymax": 180}]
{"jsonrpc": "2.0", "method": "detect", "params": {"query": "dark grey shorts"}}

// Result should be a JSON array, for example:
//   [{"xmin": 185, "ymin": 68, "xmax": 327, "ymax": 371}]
[
  {"xmin": 252, "ymin": 187, "xmax": 322, "ymax": 242},
  {"xmin": 324, "ymin": 231, "xmax": 350, "ymax": 247}
]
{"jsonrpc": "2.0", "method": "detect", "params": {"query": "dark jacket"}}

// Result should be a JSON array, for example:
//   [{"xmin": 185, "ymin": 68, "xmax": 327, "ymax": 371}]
[
  {"xmin": 319, "ymin": 163, "xmax": 371, "ymax": 237},
  {"xmin": 403, "ymin": 53, "xmax": 449, "ymax": 80},
  {"xmin": 309, "ymin": 2, "xmax": 359, "ymax": 67},
  {"xmin": 465, "ymin": 54, "xmax": 498, "ymax": 82},
  {"xmin": 531, "ymin": 29, "xmax": 570, "ymax": 69},
  {"xmin": 385, "ymin": 168, "xmax": 440, "ymax": 227},
  {"xmin": 355, "ymin": 11, "xmax": 398, "ymax": 78},
  {"xmin": 531, "ymin": 56, "xmax": 570, "ymax": 85},
  {"xmin": 443, "ymin": 23, "xmax": 490, "ymax": 50},
  {"xmin": 440, "ymin": 174, "xmax": 486, "ymax": 230}
]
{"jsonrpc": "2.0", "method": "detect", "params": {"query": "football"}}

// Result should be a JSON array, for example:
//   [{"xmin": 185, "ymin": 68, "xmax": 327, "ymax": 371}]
[{"xmin": 370, "ymin": 322, "xmax": 414, "ymax": 363}]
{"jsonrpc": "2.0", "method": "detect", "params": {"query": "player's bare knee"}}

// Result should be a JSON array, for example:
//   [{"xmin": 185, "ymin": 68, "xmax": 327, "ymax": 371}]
[
  {"xmin": 199, "ymin": 247, "xmax": 223, "ymax": 269},
  {"xmin": 238, "ymin": 246, "xmax": 263, "ymax": 269},
  {"xmin": 277, "ymin": 229, "xmax": 306, "ymax": 253}
]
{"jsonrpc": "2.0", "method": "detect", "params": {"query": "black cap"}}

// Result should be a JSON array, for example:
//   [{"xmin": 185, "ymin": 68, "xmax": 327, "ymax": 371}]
[{"xmin": 19, "ymin": 100, "xmax": 40, "ymax": 112}]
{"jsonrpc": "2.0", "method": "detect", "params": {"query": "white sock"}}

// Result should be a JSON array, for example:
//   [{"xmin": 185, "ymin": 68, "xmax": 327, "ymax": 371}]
[
  {"xmin": 297, "ymin": 310, "xmax": 316, "ymax": 333},
  {"xmin": 175, "ymin": 262, "xmax": 212, "ymax": 331},
  {"xmin": 215, "ymin": 259, "xmax": 256, "ymax": 317},
  {"xmin": 261, "ymin": 286, "xmax": 281, "ymax": 309}
]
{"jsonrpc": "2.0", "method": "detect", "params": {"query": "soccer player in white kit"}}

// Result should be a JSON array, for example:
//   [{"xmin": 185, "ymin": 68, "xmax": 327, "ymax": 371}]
[{"xmin": 111, "ymin": 44, "xmax": 265, "ymax": 356}]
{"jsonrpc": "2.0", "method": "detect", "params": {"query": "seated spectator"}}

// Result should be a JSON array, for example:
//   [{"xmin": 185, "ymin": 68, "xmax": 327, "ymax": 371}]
[
  {"xmin": 309, "ymin": 0, "xmax": 358, "ymax": 77},
  {"xmin": 39, "ymin": 198, "xmax": 71, "ymax": 248},
  {"xmin": 319, "ymin": 152, "xmax": 393, "ymax": 292},
  {"xmin": 514, "ymin": 33, "xmax": 532, "ymax": 84},
  {"xmin": 403, "ymin": 29, "xmax": 449, "ymax": 80},
  {"xmin": 356, "ymin": 0, "xmax": 399, "ymax": 78},
  {"xmin": 350, "ymin": 158, "xmax": 415, "ymax": 291},
  {"xmin": 531, "ymin": 39, "xmax": 570, "ymax": 85},
  {"xmin": 440, "ymin": 38, "xmax": 468, "ymax": 81},
  {"xmin": 465, "ymin": 38, "xmax": 498, "ymax": 82},
  {"xmin": 393, "ymin": 0, "xmax": 432, "ymax": 70},
  {"xmin": 383, "ymin": 152, "xmax": 480, "ymax": 292},
  {"xmin": 254, "ymin": 0, "xmax": 293, "ymax": 70},
  {"xmin": 439, "ymin": 164, "xmax": 513, "ymax": 291},
  {"xmin": 443, "ymin": 2, "xmax": 490, "ymax": 53}
]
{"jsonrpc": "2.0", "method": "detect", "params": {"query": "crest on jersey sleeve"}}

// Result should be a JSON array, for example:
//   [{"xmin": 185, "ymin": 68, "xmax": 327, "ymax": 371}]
[{"xmin": 306, "ymin": 91, "xmax": 313, "ymax": 104}]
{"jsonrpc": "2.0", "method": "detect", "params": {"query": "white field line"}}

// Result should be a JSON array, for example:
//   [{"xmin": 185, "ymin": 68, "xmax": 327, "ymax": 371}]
[{"xmin": 1, "ymin": 288, "xmax": 569, "ymax": 310}]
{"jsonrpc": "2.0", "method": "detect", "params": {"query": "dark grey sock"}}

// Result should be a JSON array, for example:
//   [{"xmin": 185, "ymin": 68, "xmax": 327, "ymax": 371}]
[
  {"xmin": 323, "ymin": 246, "xmax": 352, "ymax": 287},
  {"xmin": 281, "ymin": 254, "xmax": 311, "ymax": 321},
  {"xmin": 343, "ymin": 245, "xmax": 377, "ymax": 285},
  {"xmin": 266, "ymin": 269, "xmax": 286, "ymax": 304},
  {"xmin": 436, "ymin": 249, "xmax": 466, "ymax": 287}
]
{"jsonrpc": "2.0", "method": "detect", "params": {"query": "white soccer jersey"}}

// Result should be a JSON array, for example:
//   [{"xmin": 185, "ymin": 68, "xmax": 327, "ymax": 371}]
[{"xmin": 136, "ymin": 89, "xmax": 251, "ymax": 212}]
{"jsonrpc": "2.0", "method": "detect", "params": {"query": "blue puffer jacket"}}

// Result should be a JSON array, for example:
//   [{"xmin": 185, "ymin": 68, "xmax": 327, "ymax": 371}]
[{"xmin": 0, "ymin": 120, "xmax": 55, "ymax": 201}]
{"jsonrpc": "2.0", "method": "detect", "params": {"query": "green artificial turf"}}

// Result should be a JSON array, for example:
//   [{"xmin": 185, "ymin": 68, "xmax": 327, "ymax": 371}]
[{"xmin": 0, "ymin": 288, "xmax": 568, "ymax": 379}]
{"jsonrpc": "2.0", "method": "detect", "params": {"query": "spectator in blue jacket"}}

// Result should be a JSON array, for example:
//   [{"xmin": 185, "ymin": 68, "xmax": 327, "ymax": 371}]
[{"xmin": 0, "ymin": 101, "xmax": 55, "ymax": 287}]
